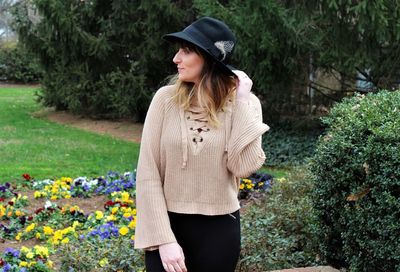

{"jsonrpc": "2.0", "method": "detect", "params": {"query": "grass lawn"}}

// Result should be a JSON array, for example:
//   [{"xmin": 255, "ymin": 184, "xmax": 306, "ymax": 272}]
[
  {"xmin": 0, "ymin": 87, "xmax": 140, "ymax": 182},
  {"xmin": 260, "ymin": 166, "xmax": 289, "ymax": 178},
  {"xmin": 0, "ymin": 86, "xmax": 289, "ymax": 183}
]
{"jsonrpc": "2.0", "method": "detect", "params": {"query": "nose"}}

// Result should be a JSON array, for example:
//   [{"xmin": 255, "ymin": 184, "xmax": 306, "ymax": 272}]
[{"xmin": 173, "ymin": 49, "xmax": 181, "ymax": 64}]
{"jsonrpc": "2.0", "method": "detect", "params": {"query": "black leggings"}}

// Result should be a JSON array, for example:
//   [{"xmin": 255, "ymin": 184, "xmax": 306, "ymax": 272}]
[{"xmin": 145, "ymin": 209, "xmax": 241, "ymax": 272}]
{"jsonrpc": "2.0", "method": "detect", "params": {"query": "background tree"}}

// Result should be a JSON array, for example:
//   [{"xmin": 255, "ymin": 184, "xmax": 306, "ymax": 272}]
[
  {"xmin": 194, "ymin": 0, "xmax": 400, "ymax": 122},
  {"xmin": 10, "ymin": 0, "xmax": 400, "ymax": 123},
  {"xmin": 309, "ymin": 0, "xmax": 400, "ymax": 93},
  {"xmin": 194, "ymin": 0, "xmax": 316, "ymax": 123},
  {"xmin": 12, "ymin": 0, "xmax": 194, "ymax": 121}
]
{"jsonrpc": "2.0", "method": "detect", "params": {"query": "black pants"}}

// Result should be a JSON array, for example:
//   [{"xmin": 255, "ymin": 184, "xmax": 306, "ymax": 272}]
[{"xmin": 145, "ymin": 209, "xmax": 241, "ymax": 272}]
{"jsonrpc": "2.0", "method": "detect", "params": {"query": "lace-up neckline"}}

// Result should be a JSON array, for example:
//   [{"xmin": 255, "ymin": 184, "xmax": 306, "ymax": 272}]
[
  {"xmin": 178, "ymin": 101, "xmax": 233, "ymax": 169},
  {"xmin": 185, "ymin": 105, "xmax": 210, "ymax": 154}
]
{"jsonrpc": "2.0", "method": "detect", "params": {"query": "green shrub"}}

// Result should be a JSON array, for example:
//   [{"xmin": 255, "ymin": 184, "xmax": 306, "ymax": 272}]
[
  {"xmin": 58, "ymin": 235, "xmax": 145, "ymax": 271},
  {"xmin": 238, "ymin": 167, "xmax": 319, "ymax": 271},
  {"xmin": 262, "ymin": 120, "xmax": 323, "ymax": 167},
  {"xmin": 0, "ymin": 42, "xmax": 42, "ymax": 83},
  {"xmin": 309, "ymin": 90, "xmax": 400, "ymax": 271}
]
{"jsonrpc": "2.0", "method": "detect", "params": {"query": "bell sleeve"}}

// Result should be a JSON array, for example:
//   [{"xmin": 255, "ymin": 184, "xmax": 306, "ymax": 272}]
[
  {"xmin": 133, "ymin": 87, "xmax": 177, "ymax": 250},
  {"xmin": 227, "ymin": 93, "xmax": 270, "ymax": 178}
]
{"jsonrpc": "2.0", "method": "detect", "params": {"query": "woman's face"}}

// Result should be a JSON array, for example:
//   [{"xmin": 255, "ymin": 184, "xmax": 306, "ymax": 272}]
[{"xmin": 173, "ymin": 45, "xmax": 205, "ymax": 85}]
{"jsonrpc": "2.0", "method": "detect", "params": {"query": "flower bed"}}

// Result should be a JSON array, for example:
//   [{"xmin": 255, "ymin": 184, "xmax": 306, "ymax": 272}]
[{"xmin": 0, "ymin": 171, "xmax": 272, "ymax": 271}]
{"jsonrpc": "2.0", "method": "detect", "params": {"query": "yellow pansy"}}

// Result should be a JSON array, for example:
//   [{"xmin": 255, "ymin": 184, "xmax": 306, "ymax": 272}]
[
  {"xmin": 106, "ymin": 214, "xmax": 117, "ymax": 221},
  {"xmin": 119, "ymin": 226, "xmax": 129, "ymax": 236},
  {"xmin": 26, "ymin": 252, "xmax": 34, "ymax": 259},
  {"xmin": 111, "ymin": 207, "xmax": 119, "ymax": 214},
  {"xmin": 43, "ymin": 226, "xmax": 54, "ymax": 235},
  {"xmin": 20, "ymin": 247, "xmax": 29, "ymax": 253},
  {"xmin": 0, "ymin": 205, "xmax": 5, "ymax": 217},
  {"xmin": 46, "ymin": 260, "xmax": 54, "ymax": 268},
  {"xmin": 15, "ymin": 210, "xmax": 23, "ymax": 217},
  {"xmin": 241, "ymin": 178, "xmax": 248, "ymax": 183},
  {"xmin": 95, "ymin": 211, "xmax": 104, "ymax": 220},
  {"xmin": 34, "ymin": 245, "xmax": 49, "ymax": 258},
  {"xmin": 128, "ymin": 220, "xmax": 136, "ymax": 229},
  {"xmin": 25, "ymin": 223, "xmax": 36, "ymax": 233}
]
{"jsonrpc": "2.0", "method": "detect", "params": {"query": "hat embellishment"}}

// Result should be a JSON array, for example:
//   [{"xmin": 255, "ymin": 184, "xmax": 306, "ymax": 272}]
[{"xmin": 214, "ymin": 40, "xmax": 234, "ymax": 61}]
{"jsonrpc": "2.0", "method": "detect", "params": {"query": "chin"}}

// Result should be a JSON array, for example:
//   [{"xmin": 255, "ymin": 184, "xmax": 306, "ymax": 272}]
[{"xmin": 178, "ymin": 76, "xmax": 195, "ymax": 83}]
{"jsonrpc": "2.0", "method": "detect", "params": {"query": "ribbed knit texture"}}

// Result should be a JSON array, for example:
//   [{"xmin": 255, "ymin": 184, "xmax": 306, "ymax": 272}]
[{"xmin": 133, "ymin": 85, "xmax": 270, "ymax": 250}]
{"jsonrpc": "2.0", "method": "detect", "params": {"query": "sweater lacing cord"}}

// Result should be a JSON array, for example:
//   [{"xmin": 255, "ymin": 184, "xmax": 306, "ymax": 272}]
[
  {"xmin": 179, "ymin": 108, "xmax": 188, "ymax": 169},
  {"xmin": 224, "ymin": 100, "xmax": 233, "ymax": 152}
]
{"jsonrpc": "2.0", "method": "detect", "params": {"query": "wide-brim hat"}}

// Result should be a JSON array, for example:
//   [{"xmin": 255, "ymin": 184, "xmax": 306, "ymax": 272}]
[{"xmin": 163, "ymin": 17, "xmax": 237, "ymax": 77}]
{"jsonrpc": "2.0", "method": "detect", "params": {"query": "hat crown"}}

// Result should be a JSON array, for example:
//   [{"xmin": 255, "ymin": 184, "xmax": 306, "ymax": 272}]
[{"xmin": 182, "ymin": 17, "xmax": 236, "ymax": 63}]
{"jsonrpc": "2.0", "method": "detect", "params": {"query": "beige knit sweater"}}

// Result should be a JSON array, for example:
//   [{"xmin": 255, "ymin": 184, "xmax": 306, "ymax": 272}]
[{"xmin": 133, "ymin": 85, "xmax": 270, "ymax": 250}]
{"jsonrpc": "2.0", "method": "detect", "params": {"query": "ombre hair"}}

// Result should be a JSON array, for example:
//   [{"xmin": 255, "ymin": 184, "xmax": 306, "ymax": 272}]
[{"xmin": 169, "ymin": 41, "xmax": 237, "ymax": 127}]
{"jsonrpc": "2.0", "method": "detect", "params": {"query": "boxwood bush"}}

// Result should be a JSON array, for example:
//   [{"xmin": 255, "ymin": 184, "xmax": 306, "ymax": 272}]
[
  {"xmin": 309, "ymin": 90, "xmax": 400, "ymax": 271},
  {"xmin": 237, "ymin": 167, "xmax": 319, "ymax": 271}
]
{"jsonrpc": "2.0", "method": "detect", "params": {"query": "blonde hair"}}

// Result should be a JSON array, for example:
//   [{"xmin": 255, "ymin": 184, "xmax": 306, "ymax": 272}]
[{"xmin": 168, "ymin": 42, "xmax": 237, "ymax": 127}]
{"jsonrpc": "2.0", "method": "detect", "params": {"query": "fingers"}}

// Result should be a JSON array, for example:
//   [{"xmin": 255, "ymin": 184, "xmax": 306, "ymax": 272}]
[
  {"xmin": 162, "ymin": 261, "xmax": 187, "ymax": 272},
  {"xmin": 162, "ymin": 262, "xmax": 177, "ymax": 272},
  {"xmin": 179, "ymin": 247, "xmax": 187, "ymax": 272},
  {"xmin": 161, "ymin": 256, "xmax": 187, "ymax": 272},
  {"xmin": 165, "ymin": 263, "xmax": 174, "ymax": 272},
  {"xmin": 172, "ymin": 261, "xmax": 185, "ymax": 272},
  {"xmin": 159, "ymin": 242, "xmax": 187, "ymax": 272},
  {"xmin": 177, "ymin": 258, "xmax": 188, "ymax": 272}
]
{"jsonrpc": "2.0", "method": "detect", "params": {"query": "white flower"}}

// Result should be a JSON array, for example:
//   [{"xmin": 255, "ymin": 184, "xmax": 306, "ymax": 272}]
[
  {"xmin": 83, "ymin": 179, "xmax": 98, "ymax": 187},
  {"xmin": 74, "ymin": 177, "xmax": 87, "ymax": 184},
  {"xmin": 32, "ymin": 179, "xmax": 53, "ymax": 189},
  {"xmin": 88, "ymin": 179, "xmax": 98, "ymax": 186},
  {"xmin": 44, "ymin": 201, "xmax": 54, "ymax": 209}
]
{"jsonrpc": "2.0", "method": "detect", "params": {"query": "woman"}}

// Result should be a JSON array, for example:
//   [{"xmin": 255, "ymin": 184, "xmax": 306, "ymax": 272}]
[{"xmin": 133, "ymin": 17, "xmax": 270, "ymax": 272}]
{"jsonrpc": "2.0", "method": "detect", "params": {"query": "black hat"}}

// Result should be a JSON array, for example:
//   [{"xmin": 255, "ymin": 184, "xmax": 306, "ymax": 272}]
[{"xmin": 163, "ymin": 17, "xmax": 237, "ymax": 76}]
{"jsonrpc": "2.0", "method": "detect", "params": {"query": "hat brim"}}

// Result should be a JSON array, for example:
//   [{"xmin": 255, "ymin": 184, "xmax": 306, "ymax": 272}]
[{"xmin": 163, "ymin": 32, "xmax": 237, "ymax": 77}]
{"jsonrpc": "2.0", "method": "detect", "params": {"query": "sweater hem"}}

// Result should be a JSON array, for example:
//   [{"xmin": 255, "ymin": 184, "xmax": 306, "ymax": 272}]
[{"xmin": 166, "ymin": 199, "xmax": 241, "ymax": 215}]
